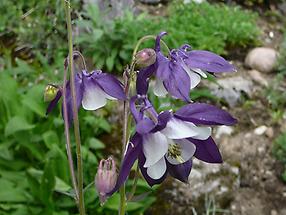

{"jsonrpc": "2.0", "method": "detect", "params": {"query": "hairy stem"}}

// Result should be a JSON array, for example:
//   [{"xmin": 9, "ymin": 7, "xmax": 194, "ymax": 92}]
[
  {"xmin": 64, "ymin": 1, "xmax": 86, "ymax": 214},
  {"xmin": 62, "ymin": 65, "xmax": 79, "ymax": 202}
]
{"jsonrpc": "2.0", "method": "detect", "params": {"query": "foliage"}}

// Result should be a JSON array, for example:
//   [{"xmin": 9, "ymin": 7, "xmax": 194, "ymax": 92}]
[
  {"xmin": 0, "ymin": 0, "xmax": 80, "ymax": 62},
  {"xmin": 273, "ymin": 132, "xmax": 286, "ymax": 182},
  {"xmin": 76, "ymin": 1, "xmax": 260, "ymax": 73},
  {"xmin": 0, "ymin": 57, "xmax": 155, "ymax": 214},
  {"xmin": 277, "ymin": 32, "xmax": 286, "ymax": 75}
]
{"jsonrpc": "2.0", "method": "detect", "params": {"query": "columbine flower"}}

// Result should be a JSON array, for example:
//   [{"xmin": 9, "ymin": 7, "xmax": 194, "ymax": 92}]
[
  {"xmin": 108, "ymin": 96, "xmax": 237, "ymax": 194},
  {"xmin": 136, "ymin": 32, "xmax": 236, "ymax": 101},
  {"xmin": 95, "ymin": 157, "xmax": 117, "ymax": 204},
  {"xmin": 46, "ymin": 69, "xmax": 126, "ymax": 123}
]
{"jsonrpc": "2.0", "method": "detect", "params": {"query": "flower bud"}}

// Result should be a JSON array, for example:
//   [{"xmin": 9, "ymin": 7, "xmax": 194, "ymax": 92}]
[
  {"xmin": 44, "ymin": 84, "xmax": 60, "ymax": 102},
  {"xmin": 95, "ymin": 157, "xmax": 117, "ymax": 204},
  {"xmin": 135, "ymin": 48, "xmax": 156, "ymax": 69}
]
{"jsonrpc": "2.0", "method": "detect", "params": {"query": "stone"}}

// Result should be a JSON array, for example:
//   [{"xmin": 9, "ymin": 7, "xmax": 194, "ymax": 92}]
[
  {"xmin": 215, "ymin": 125, "xmax": 234, "ymax": 139},
  {"xmin": 248, "ymin": 70, "xmax": 268, "ymax": 87},
  {"xmin": 245, "ymin": 47, "xmax": 278, "ymax": 73},
  {"xmin": 254, "ymin": 125, "xmax": 268, "ymax": 135},
  {"xmin": 208, "ymin": 76, "xmax": 253, "ymax": 107}
]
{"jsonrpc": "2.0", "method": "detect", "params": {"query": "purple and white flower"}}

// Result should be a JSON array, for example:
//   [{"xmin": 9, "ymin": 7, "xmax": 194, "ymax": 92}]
[
  {"xmin": 136, "ymin": 32, "xmax": 236, "ymax": 101},
  {"xmin": 46, "ymin": 69, "xmax": 126, "ymax": 123},
  {"xmin": 108, "ymin": 96, "xmax": 237, "ymax": 194}
]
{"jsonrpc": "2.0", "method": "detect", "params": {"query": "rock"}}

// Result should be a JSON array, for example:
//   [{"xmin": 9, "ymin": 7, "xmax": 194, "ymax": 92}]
[
  {"xmin": 248, "ymin": 70, "xmax": 268, "ymax": 87},
  {"xmin": 215, "ymin": 125, "xmax": 234, "ymax": 139},
  {"xmin": 84, "ymin": 0, "xmax": 135, "ymax": 19},
  {"xmin": 174, "ymin": 161, "xmax": 240, "ymax": 211},
  {"xmin": 245, "ymin": 47, "xmax": 278, "ymax": 73},
  {"xmin": 254, "ymin": 125, "xmax": 268, "ymax": 135},
  {"xmin": 265, "ymin": 127, "xmax": 274, "ymax": 138},
  {"xmin": 209, "ymin": 76, "xmax": 253, "ymax": 107}
]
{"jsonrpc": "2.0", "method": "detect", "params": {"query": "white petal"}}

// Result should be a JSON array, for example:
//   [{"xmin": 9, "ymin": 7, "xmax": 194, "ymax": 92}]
[
  {"xmin": 191, "ymin": 126, "xmax": 212, "ymax": 140},
  {"xmin": 166, "ymin": 139, "xmax": 196, "ymax": 165},
  {"xmin": 146, "ymin": 157, "xmax": 167, "ymax": 179},
  {"xmin": 161, "ymin": 118, "xmax": 200, "ymax": 139},
  {"xmin": 82, "ymin": 85, "xmax": 108, "ymax": 110},
  {"xmin": 105, "ymin": 93, "xmax": 117, "ymax": 101},
  {"xmin": 192, "ymin": 68, "xmax": 207, "ymax": 78},
  {"xmin": 181, "ymin": 61, "xmax": 201, "ymax": 89},
  {"xmin": 143, "ymin": 132, "xmax": 169, "ymax": 168},
  {"xmin": 153, "ymin": 79, "xmax": 168, "ymax": 97}
]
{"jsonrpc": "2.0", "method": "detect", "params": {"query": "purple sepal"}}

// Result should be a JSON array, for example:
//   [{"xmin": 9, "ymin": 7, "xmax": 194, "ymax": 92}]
[
  {"xmin": 184, "ymin": 50, "xmax": 236, "ymax": 73},
  {"xmin": 175, "ymin": 103, "xmax": 237, "ymax": 126},
  {"xmin": 188, "ymin": 137, "xmax": 223, "ymax": 163},
  {"xmin": 62, "ymin": 74, "xmax": 83, "ymax": 125},
  {"xmin": 92, "ymin": 71, "xmax": 126, "ymax": 100},
  {"xmin": 167, "ymin": 159, "xmax": 192, "ymax": 183},
  {"xmin": 162, "ymin": 62, "xmax": 191, "ymax": 101},
  {"xmin": 46, "ymin": 90, "xmax": 62, "ymax": 115},
  {"xmin": 138, "ymin": 151, "xmax": 167, "ymax": 187},
  {"xmin": 107, "ymin": 133, "xmax": 142, "ymax": 196}
]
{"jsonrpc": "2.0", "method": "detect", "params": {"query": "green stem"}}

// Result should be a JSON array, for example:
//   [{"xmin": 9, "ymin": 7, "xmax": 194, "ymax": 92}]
[
  {"xmin": 127, "ymin": 163, "xmax": 139, "ymax": 201},
  {"xmin": 62, "ymin": 65, "xmax": 79, "ymax": 202},
  {"xmin": 64, "ymin": 1, "xmax": 86, "ymax": 214}
]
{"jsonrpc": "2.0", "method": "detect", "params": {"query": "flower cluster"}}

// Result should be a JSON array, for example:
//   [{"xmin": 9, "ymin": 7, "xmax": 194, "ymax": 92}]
[
  {"xmin": 46, "ymin": 32, "xmax": 237, "ymax": 201},
  {"xmin": 109, "ymin": 32, "xmax": 237, "ymax": 195}
]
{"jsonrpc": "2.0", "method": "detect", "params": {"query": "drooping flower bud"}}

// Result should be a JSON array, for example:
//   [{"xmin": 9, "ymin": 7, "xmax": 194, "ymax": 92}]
[
  {"xmin": 44, "ymin": 84, "xmax": 60, "ymax": 102},
  {"xmin": 95, "ymin": 157, "xmax": 117, "ymax": 204},
  {"xmin": 135, "ymin": 48, "xmax": 156, "ymax": 69}
]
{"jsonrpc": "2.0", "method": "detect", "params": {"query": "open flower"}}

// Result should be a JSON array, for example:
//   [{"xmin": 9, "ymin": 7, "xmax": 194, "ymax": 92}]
[
  {"xmin": 108, "ymin": 96, "xmax": 237, "ymax": 194},
  {"xmin": 46, "ymin": 69, "xmax": 126, "ymax": 123},
  {"xmin": 136, "ymin": 32, "xmax": 236, "ymax": 101}
]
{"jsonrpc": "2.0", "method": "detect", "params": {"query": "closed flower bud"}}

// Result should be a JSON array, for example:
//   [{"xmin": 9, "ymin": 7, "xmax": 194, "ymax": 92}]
[
  {"xmin": 44, "ymin": 84, "xmax": 60, "ymax": 102},
  {"xmin": 135, "ymin": 48, "xmax": 156, "ymax": 69},
  {"xmin": 95, "ymin": 157, "xmax": 117, "ymax": 204}
]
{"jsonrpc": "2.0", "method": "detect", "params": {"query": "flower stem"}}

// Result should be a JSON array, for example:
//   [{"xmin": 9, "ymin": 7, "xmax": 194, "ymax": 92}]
[
  {"xmin": 62, "ymin": 65, "xmax": 79, "ymax": 202},
  {"xmin": 127, "ymin": 163, "xmax": 139, "ymax": 201},
  {"xmin": 64, "ymin": 1, "xmax": 86, "ymax": 214}
]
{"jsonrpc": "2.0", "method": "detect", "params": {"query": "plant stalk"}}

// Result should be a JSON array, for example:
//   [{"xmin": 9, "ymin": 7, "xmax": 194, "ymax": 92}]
[
  {"xmin": 64, "ymin": 1, "xmax": 86, "ymax": 214},
  {"xmin": 62, "ymin": 65, "xmax": 79, "ymax": 202}
]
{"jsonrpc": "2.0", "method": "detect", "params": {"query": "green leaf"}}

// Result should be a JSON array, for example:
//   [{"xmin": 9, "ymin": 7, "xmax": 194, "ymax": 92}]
[
  {"xmin": 22, "ymin": 85, "xmax": 46, "ymax": 117},
  {"xmin": 5, "ymin": 116, "xmax": 35, "ymax": 136},
  {"xmin": 40, "ymin": 162, "xmax": 55, "ymax": 206},
  {"xmin": 43, "ymin": 130, "xmax": 59, "ymax": 149},
  {"xmin": 88, "ymin": 138, "xmax": 105, "ymax": 150}
]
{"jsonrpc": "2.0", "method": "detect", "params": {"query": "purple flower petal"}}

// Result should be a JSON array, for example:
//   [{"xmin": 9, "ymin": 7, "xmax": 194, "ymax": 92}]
[
  {"xmin": 62, "ymin": 74, "xmax": 83, "ymax": 124},
  {"xmin": 174, "ymin": 103, "xmax": 237, "ymax": 126},
  {"xmin": 188, "ymin": 137, "xmax": 223, "ymax": 163},
  {"xmin": 151, "ymin": 110, "xmax": 172, "ymax": 132},
  {"xmin": 92, "ymin": 72, "xmax": 126, "ymax": 100},
  {"xmin": 167, "ymin": 159, "xmax": 192, "ymax": 183},
  {"xmin": 155, "ymin": 32, "xmax": 167, "ymax": 52},
  {"xmin": 136, "ymin": 118, "xmax": 156, "ymax": 134},
  {"xmin": 130, "ymin": 96, "xmax": 144, "ymax": 123},
  {"xmin": 184, "ymin": 50, "xmax": 236, "ymax": 73},
  {"xmin": 46, "ymin": 90, "xmax": 62, "ymax": 115},
  {"xmin": 107, "ymin": 133, "xmax": 142, "ymax": 196},
  {"xmin": 163, "ymin": 62, "xmax": 191, "ymax": 101},
  {"xmin": 136, "ymin": 63, "xmax": 156, "ymax": 95},
  {"xmin": 138, "ymin": 150, "xmax": 167, "ymax": 186}
]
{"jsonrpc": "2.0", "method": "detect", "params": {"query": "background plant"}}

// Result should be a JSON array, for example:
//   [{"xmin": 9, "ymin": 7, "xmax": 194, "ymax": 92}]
[{"xmin": 76, "ymin": 1, "xmax": 260, "ymax": 73}]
